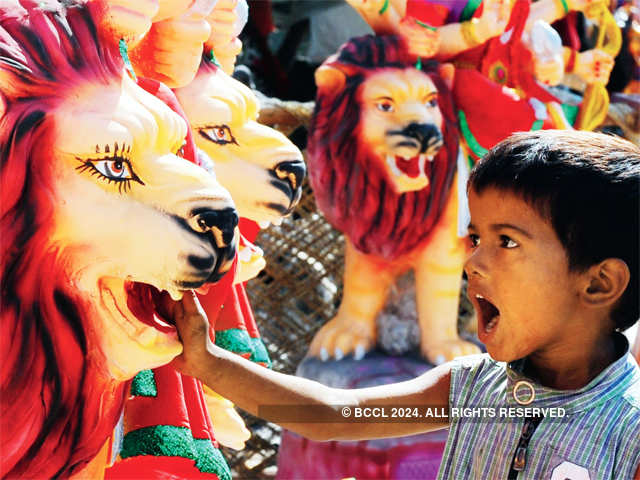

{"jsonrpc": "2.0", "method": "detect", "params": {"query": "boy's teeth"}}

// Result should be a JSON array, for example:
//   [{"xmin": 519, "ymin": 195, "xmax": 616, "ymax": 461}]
[
  {"xmin": 475, "ymin": 294, "xmax": 484, "ymax": 299},
  {"xmin": 485, "ymin": 316, "xmax": 498, "ymax": 333}
]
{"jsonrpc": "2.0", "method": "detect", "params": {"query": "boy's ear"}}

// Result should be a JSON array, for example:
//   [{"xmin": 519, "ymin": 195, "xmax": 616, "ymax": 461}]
[{"xmin": 579, "ymin": 259, "xmax": 630, "ymax": 309}]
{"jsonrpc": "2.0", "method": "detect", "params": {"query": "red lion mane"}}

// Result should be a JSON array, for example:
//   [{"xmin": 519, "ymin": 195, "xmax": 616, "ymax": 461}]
[
  {"xmin": 307, "ymin": 35, "xmax": 459, "ymax": 261},
  {"xmin": 1, "ymin": 3, "xmax": 129, "ymax": 477}
]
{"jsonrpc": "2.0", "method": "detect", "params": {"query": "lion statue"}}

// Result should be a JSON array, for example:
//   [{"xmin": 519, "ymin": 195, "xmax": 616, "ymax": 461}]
[
  {"xmin": 114, "ymin": 57, "xmax": 304, "ymax": 451},
  {"xmin": 307, "ymin": 35, "xmax": 480, "ymax": 364},
  {"xmin": 176, "ymin": 58, "xmax": 305, "ymax": 231},
  {"xmin": 0, "ymin": 3, "xmax": 237, "ymax": 477}
]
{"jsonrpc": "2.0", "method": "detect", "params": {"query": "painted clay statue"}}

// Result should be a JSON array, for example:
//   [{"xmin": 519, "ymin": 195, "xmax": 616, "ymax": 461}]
[
  {"xmin": 89, "ymin": 0, "xmax": 305, "ymax": 469},
  {"xmin": 175, "ymin": 58, "xmax": 305, "ymax": 229},
  {"xmin": 175, "ymin": 56, "xmax": 305, "ymax": 447},
  {"xmin": 350, "ymin": 0, "xmax": 618, "ymax": 131},
  {"xmin": 0, "ymin": 2, "xmax": 237, "ymax": 477},
  {"xmin": 129, "ymin": 0, "xmax": 217, "ymax": 88},
  {"xmin": 307, "ymin": 35, "xmax": 480, "ymax": 364},
  {"xmin": 205, "ymin": 0, "xmax": 248, "ymax": 75}
]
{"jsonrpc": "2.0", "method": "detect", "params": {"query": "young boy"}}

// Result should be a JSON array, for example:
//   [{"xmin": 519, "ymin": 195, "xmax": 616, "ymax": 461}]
[{"xmin": 170, "ymin": 130, "xmax": 640, "ymax": 479}]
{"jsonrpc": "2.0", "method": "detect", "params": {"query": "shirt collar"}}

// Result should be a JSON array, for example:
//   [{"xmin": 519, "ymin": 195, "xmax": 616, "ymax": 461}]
[{"xmin": 504, "ymin": 332, "xmax": 640, "ymax": 414}]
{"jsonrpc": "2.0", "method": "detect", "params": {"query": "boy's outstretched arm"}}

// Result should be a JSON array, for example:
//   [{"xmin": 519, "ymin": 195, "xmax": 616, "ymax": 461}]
[{"xmin": 170, "ymin": 292, "xmax": 452, "ymax": 442}]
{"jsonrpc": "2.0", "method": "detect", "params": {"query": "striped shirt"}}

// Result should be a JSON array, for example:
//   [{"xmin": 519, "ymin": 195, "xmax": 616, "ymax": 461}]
[{"xmin": 437, "ymin": 333, "xmax": 640, "ymax": 479}]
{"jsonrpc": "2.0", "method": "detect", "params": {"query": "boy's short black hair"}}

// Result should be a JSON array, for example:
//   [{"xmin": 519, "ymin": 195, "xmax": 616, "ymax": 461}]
[{"xmin": 468, "ymin": 130, "xmax": 640, "ymax": 331}]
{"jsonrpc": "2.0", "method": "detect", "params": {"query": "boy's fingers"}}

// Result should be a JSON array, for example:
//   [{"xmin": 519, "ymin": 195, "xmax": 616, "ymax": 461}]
[
  {"xmin": 173, "ymin": 291, "xmax": 209, "ymax": 339},
  {"xmin": 181, "ymin": 290, "xmax": 208, "ymax": 318}
]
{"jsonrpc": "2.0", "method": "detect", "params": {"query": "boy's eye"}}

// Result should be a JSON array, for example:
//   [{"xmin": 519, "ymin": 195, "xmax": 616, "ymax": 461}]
[
  {"xmin": 468, "ymin": 234, "xmax": 480, "ymax": 248},
  {"xmin": 500, "ymin": 235, "xmax": 518, "ymax": 248}
]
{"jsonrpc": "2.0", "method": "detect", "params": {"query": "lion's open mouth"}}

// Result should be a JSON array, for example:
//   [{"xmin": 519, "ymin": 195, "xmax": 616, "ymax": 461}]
[
  {"xmin": 386, "ymin": 154, "xmax": 433, "ymax": 178},
  {"xmin": 125, "ymin": 281, "xmax": 180, "ymax": 333}
]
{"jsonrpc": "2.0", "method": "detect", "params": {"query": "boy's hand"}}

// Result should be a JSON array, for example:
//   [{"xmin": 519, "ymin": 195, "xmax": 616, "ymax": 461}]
[{"xmin": 170, "ymin": 291, "xmax": 213, "ymax": 379}]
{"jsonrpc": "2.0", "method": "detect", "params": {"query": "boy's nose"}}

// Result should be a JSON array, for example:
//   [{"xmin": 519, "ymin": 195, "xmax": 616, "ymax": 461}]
[{"xmin": 463, "ymin": 252, "xmax": 487, "ymax": 279}]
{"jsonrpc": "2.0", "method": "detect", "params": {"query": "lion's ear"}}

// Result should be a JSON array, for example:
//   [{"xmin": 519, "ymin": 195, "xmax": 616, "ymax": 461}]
[
  {"xmin": 437, "ymin": 63, "xmax": 455, "ymax": 90},
  {"xmin": 315, "ymin": 65, "xmax": 348, "ymax": 92}
]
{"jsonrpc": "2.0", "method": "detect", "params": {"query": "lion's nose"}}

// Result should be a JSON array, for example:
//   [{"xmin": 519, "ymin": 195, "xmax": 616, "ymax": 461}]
[
  {"xmin": 190, "ymin": 207, "xmax": 238, "ymax": 248},
  {"xmin": 274, "ymin": 160, "xmax": 306, "ymax": 193},
  {"xmin": 404, "ymin": 123, "xmax": 442, "ymax": 154}
]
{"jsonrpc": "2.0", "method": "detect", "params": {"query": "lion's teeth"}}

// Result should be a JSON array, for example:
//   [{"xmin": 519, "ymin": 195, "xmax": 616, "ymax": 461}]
[
  {"xmin": 419, "ymin": 154, "xmax": 426, "ymax": 177},
  {"xmin": 258, "ymin": 220, "xmax": 270, "ymax": 229},
  {"xmin": 476, "ymin": 294, "xmax": 484, "ymax": 299},
  {"xmin": 427, "ymin": 154, "xmax": 434, "ymax": 162},
  {"xmin": 386, "ymin": 154, "xmax": 402, "ymax": 177},
  {"xmin": 273, "ymin": 217, "xmax": 283, "ymax": 226}
]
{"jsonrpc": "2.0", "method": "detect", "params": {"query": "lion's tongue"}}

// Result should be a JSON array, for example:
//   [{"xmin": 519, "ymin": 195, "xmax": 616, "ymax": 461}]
[
  {"xmin": 125, "ymin": 281, "xmax": 176, "ymax": 333},
  {"xmin": 396, "ymin": 155, "xmax": 420, "ymax": 178}
]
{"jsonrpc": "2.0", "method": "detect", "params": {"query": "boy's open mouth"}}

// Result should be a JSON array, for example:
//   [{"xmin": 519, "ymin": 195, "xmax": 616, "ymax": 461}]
[{"xmin": 475, "ymin": 294, "xmax": 500, "ymax": 337}]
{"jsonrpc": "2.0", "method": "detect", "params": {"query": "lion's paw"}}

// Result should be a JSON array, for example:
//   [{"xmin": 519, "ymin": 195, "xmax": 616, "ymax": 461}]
[
  {"xmin": 421, "ymin": 338, "xmax": 481, "ymax": 365},
  {"xmin": 208, "ymin": 403, "xmax": 251, "ymax": 450},
  {"xmin": 308, "ymin": 318, "xmax": 376, "ymax": 361}
]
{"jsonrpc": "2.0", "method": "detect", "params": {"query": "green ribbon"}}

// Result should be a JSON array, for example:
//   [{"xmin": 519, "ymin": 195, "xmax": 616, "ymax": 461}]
[
  {"xmin": 119, "ymin": 39, "xmax": 137, "ymax": 81},
  {"xmin": 415, "ymin": 19, "xmax": 438, "ymax": 31},
  {"xmin": 458, "ymin": 110, "xmax": 489, "ymax": 158}
]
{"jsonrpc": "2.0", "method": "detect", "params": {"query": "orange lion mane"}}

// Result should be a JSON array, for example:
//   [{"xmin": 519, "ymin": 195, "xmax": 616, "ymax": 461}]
[
  {"xmin": 1, "ymin": 3, "xmax": 129, "ymax": 477},
  {"xmin": 307, "ymin": 35, "xmax": 459, "ymax": 261}
]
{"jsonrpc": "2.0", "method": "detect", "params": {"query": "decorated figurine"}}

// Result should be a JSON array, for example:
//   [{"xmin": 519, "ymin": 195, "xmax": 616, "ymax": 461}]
[
  {"xmin": 205, "ymin": 0, "xmax": 248, "ymax": 75},
  {"xmin": 306, "ymin": 35, "xmax": 479, "ymax": 364},
  {"xmin": 129, "ymin": 0, "xmax": 217, "ymax": 88},
  {"xmin": 175, "ymin": 55, "xmax": 305, "ymax": 448},
  {"xmin": 89, "ymin": 1, "xmax": 306, "ymax": 474},
  {"xmin": 0, "ymin": 2, "xmax": 237, "ymax": 477}
]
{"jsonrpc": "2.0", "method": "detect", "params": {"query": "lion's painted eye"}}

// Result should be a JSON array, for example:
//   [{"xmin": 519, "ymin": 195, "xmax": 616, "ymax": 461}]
[
  {"xmin": 425, "ymin": 96, "xmax": 438, "ymax": 107},
  {"xmin": 174, "ymin": 139, "xmax": 187, "ymax": 158},
  {"xmin": 376, "ymin": 101, "xmax": 395, "ymax": 113},
  {"xmin": 93, "ymin": 159, "xmax": 133, "ymax": 179},
  {"xmin": 75, "ymin": 144, "xmax": 144, "ymax": 194},
  {"xmin": 199, "ymin": 125, "xmax": 236, "ymax": 145}
]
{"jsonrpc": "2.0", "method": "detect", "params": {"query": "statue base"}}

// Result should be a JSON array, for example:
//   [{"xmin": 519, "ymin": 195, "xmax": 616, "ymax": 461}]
[{"xmin": 276, "ymin": 350, "xmax": 448, "ymax": 479}]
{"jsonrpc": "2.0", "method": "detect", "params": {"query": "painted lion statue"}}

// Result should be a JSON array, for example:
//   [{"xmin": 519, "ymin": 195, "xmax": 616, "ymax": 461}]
[
  {"xmin": 0, "ymin": 3, "xmax": 237, "ymax": 477},
  {"xmin": 307, "ymin": 35, "xmax": 480, "ymax": 364}
]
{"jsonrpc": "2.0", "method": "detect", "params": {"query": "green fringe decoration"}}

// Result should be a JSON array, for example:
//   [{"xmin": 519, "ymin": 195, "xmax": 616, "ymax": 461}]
[
  {"xmin": 415, "ymin": 57, "xmax": 423, "ymax": 71},
  {"xmin": 131, "ymin": 370, "xmax": 157, "ymax": 397},
  {"xmin": 249, "ymin": 338, "xmax": 272, "ymax": 368},
  {"xmin": 194, "ymin": 439, "xmax": 231, "ymax": 480},
  {"xmin": 122, "ymin": 425, "xmax": 195, "ymax": 460},
  {"xmin": 121, "ymin": 425, "xmax": 231, "ymax": 478},
  {"xmin": 379, "ymin": 0, "xmax": 390, "ymax": 15},
  {"xmin": 215, "ymin": 328, "xmax": 253, "ymax": 354}
]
